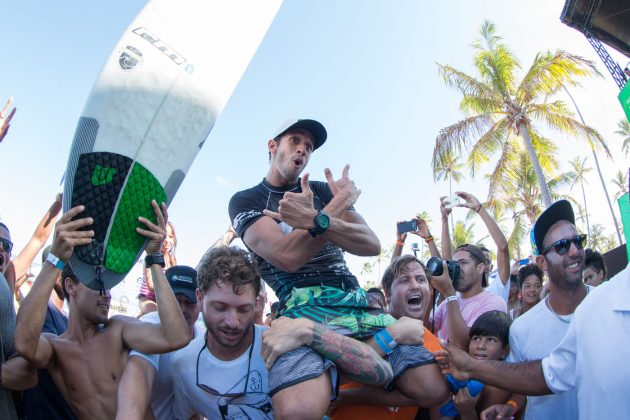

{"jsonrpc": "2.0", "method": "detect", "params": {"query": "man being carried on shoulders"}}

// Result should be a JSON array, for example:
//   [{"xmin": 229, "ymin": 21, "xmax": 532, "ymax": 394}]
[
  {"xmin": 14, "ymin": 201, "xmax": 190, "ymax": 420},
  {"xmin": 229, "ymin": 119, "xmax": 445, "ymax": 419}
]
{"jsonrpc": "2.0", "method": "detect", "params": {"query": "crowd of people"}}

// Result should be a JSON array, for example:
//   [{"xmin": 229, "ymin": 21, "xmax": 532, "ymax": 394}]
[{"xmin": 1, "ymin": 113, "xmax": 629, "ymax": 420}]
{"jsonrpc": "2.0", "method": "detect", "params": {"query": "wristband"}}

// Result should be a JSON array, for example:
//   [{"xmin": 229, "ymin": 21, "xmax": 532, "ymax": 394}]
[
  {"xmin": 396, "ymin": 240, "xmax": 404, "ymax": 247},
  {"xmin": 375, "ymin": 329, "xmax": 398, "ymax": 353},
  {"xmin": 425, "ymin": 235, "xmax": 434, "ymax": 243},
  {"xmin": 444, "ymin": 295, "xmax": 457, "ymax": 304},
  {"xmin": 46, "ymin": 252, "xmax": 65, "ymax": 271},
  {"xmin": 374, "ymin": 332, "xmax": 393, "ymax": 355},
  {"xmin": 506, "ymin": 400, "xmax": 518, "ymax": 413}
]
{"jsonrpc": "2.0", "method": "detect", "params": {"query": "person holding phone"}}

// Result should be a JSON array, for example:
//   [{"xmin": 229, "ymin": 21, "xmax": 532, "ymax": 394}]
[{"xmin": 392, "ymin": 217, "xmax": 440, "ymax": 262}]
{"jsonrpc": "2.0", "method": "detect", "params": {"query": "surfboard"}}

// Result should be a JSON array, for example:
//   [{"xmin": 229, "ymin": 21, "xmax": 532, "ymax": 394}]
[{"xmin": 62, "ymin": 0, "xmax": 282, "ymax": 290}]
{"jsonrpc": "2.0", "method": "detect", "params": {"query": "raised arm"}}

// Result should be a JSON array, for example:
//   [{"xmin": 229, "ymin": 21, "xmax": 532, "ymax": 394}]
[
  {"xmin": 0, "ymin": 97, "xmax": 16, "ymax": 144},
  {"xmin": 439, "ymin": 198, "xmax": 453, "ymax": 259},
  {"xmin": 14, "ymin": 205, "xmax": 93, "ymax": 366},
  {"xmin": 120, "ymin": 201, "xmax": 189, "ymax": 353},
  {"xmin": 414, "ymin": 218, "xmax": 441, "ymax": 259},
  {"xmin": 430, "ymin": 261, "xmax": 470, "ymax": 350},
  {"xmin": 391, "ymin": 225, "xmax": 406, "ymax": 260},
  {"xmin": 455, "ymin": 192, "xmax": 510, "ymax": 284},
  {"xmin": 5, "ymin": 194, "xmax": 62, "ymax": 293}
]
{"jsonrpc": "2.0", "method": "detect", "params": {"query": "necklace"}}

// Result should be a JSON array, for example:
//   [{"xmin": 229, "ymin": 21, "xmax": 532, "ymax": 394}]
[{"xmin": 546, "ymin": 284, "xmax": 589, "ymax": 323}]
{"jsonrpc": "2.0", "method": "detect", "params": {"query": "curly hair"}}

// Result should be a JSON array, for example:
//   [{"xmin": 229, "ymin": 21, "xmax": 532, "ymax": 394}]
[
  {"xmin": 197, "ymin": 246, "xmax": 261, "ymax": 296},
  {"xmin": 517, "ymin": 263, "xmax": 543, "ymax": 289}
]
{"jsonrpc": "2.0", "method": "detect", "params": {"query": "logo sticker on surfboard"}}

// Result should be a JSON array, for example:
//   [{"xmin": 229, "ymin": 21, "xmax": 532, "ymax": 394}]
[{"xmin": 119, "ymin": 45, "xmax": 143, "ymax": 71}]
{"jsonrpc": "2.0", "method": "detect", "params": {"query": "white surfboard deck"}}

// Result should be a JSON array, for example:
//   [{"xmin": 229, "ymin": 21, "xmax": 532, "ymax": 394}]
[{"xmin": 62, "ymin": 0, "xmax": 282, "ymax": 290}]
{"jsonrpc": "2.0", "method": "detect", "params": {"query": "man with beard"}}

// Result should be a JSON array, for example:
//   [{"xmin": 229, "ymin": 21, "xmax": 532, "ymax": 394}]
[
  {"xmin": 430, "ymin": 242, "xmax": 507, "ymax": 350},
  {"xmin": 14, "ymin": 201, "xmax": 190, "ymax": 420},
  {"xmin": 171, "ymin": 246, "xmax": 393, "ymax": 419},
  {"xmin": 440, "ymin": 200, "xmax": 630, "ymax": 419},
  {"xmin": 229, "ymin": 119, "xmax": 443, "ymax": 419},
  {"xmin": 330, "ymin": 255, "xmax": 448, "ymax": 418},
  {"xmin": 116, "ymin": 265, "xmax": 204, "ymax": 420},
  {"xmin": 478, "ymin": 200, "xmax": 592, "ymax": 420}
]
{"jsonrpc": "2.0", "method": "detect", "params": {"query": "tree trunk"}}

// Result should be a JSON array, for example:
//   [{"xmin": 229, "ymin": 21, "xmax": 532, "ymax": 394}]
[
  {"xmin": 580, "ymin": 179, "xmax": 591, "ymax": 246},
  {"xmin": 449, "ymin": 175, "xmax": 454, "ymax": 238},
  {"xmin": 519, "ymin": 124, "xmax": 552, "ymax": 207},
  {"xmin": 563, "ymin": 87, "xmax": 623, "ymax": 245}
]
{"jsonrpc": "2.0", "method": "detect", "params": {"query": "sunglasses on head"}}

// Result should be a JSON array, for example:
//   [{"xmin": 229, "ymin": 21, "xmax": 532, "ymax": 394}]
[
  {"xmin": 0, "ymin": 237, "xmax": 13, "ymax": 253},
  {"xmin": 541, "ymin": 234, "xmax": 587, "ymax": 256}
]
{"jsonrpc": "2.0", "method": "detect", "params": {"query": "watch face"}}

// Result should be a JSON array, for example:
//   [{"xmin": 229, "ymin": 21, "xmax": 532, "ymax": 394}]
[{"xmin": 316, "ymin": 213, "xmax": 330, "ymax": 229}]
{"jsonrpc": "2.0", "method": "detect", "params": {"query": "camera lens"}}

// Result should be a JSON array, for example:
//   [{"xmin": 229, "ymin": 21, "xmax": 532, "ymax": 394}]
[{"xmin": 426, "ymin": 257, "xmax": 444, "ymax": 276}]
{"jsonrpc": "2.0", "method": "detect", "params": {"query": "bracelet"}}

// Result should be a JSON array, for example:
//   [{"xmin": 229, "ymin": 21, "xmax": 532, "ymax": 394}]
[
  {"xmin": 425, "ymin": 235, "xmax": 434, "ymax": 243},
  {"xmin": 506, "ymin": 400, "xmax": 518, "ymax": 413},
  {"xmin": 444, "ymin": 295, "xmax": 458, "ymax": 304},
  {"xmin": 46, "ymin": 252, "xmax": 65, "ymax": 271},
  {"xmin": 476, "ymin": 203, "xmax": 482, "ymax": 213},
  {"xmin": 396, "ymin": 240, "xmax": 404, "ymax": 247},
  {"xmin": 374, "ymin": 331, "xmax": 393, "ymax": 355}
]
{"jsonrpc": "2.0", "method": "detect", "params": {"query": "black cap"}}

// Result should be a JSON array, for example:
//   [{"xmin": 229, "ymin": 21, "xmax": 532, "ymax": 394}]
[
  {"xmin": 166, "ymin": 265, "xmax": 198, "ymax": 304},
  {"xmin": 273, "ymin": 119, "xmax": 327, "ymax": 150},
  {"xmin": 530, "ymin": 200, "xmax": 575, "ymax": 255}
]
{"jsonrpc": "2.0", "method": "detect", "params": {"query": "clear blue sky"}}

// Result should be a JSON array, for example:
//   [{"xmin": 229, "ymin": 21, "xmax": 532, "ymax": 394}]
[{"xmin": 2, "ymin": 0, "xmax": 628, "ymax": 292}]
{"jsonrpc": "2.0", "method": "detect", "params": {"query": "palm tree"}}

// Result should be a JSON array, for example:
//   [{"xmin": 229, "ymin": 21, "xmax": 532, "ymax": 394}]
[
  {"xmin": 615, "ymin": 119, "xmax": 630, "ymax": 156},
  {"xmin": 612, "ymin": 170, "xmax": 629, "ymax": 199},
  {"xmin": 589, "ymin": 224, "xmax": 606, "ymax": 251},
  {"xmin": 566, "ymin": 156, "xmax": 593, "ymax": 240},
  {"xmin": 433, "ymin": 20, "xmax": 609, "ymax": 207},
  {"xmin": 452, "ymin": 220, "xmax": 477, "ymax": 248},
  {"xmin": 485, "ymin": 150, "xmax": 573, "ymax": 257}
]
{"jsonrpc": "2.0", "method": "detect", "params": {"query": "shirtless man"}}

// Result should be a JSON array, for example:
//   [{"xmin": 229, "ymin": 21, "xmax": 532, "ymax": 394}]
[{"xmin": 14, "ymin": 201, "xmax": 190, "ymax": 419}]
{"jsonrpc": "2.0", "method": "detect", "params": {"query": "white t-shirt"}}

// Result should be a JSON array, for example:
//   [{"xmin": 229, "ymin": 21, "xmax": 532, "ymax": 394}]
[
  {"xmin": 484, "ymin": 270, "xmax": 510, "ymax": 302},
  {"xmin": 129, "ymin": 311, "xmax": 205, "ymax": 420},
  {"xmin": 542, "ymin": 266, "xmax": 630, "ymax": 419},
  {"xmin": 507, "ymin": 286, "xmax": 592, "ymax": 420},
  {"xmin": 172, "ymin": 324, "xmax": 273, "ymax": 420}
]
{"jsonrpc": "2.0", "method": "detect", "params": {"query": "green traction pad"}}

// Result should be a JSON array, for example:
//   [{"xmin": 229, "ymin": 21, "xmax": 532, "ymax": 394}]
[{"xmin": 105, "ymin": 162, "xmax": 167, "ymax": 274}]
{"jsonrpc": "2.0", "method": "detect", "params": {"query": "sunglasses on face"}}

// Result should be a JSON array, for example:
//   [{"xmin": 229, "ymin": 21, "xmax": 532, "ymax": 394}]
[
  {"xmin": 541, "ymin": 234, "xmax": 587, "ymax": 256},
  {"xmin": 0, "ymin": 237, "xmax": 13, "ymax": 253}
]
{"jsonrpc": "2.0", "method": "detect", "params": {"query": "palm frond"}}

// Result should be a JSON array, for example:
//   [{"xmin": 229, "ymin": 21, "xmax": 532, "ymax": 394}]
[
  {"xmin": 432, "ymin": 114, "xmax": 495, "ymax": 172},
  {"xmin": 528, "ymin": 102, "xmax": 611, "ymax": 158},
  {"xmin": 516, "ymin": 51, "xmax": 600, "ymax": 105}
]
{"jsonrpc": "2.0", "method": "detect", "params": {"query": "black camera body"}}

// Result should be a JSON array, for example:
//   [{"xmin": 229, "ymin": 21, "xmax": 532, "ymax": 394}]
[{"xmin": 426, "ymin": 256, "xmax": 461, "ymax": 290}]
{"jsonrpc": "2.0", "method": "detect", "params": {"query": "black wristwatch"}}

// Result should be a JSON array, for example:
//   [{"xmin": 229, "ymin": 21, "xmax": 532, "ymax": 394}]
[
  {"xmin": 308, "ymin": 210, "xmax": 331, "ymax": 238},
  {"xmin": 145, "ymin": 253, "xmax": 165, "ymax": 268}
]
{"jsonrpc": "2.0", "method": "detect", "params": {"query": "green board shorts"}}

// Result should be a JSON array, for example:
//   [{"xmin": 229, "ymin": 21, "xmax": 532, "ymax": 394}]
[
  {"xmin": 270, "ymin": 285, "xmax": 437, "ymax": 396},
  {"xmin": 280, "ymin": 285, "xmax": 396, "ymax": 341}
]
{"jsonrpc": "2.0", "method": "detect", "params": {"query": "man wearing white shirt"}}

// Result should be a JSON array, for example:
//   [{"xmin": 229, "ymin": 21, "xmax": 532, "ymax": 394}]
[
  {"xmin": 116, "ymin": 265, "xmax": 203, "ymax": 420},
  {"xmin": 439, "ymin": 199, "xmax": 630, "ymax": 419}
]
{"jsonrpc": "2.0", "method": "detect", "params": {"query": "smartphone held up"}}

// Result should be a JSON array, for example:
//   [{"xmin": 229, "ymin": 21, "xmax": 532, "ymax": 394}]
[
  {"xmin": 397, "ymin": 220, "xmax": 417, "ymax": 235},
  {"xmin": 442, "ymin": 195, "xmax": 462, "ymax": 209}
]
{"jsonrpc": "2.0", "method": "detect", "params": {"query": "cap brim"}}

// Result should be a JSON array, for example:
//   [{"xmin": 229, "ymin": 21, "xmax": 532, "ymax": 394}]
[
  {"xmin": 172, "ymin": 287, "xmax": 197, "ymax": 304},
  {"xmin": 532, "ymin": 200, "xmax": 575, "ymax": 255},
  {"xmin": 276, "ymin": 119, "xmax": 327, "ymax": 150}
]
